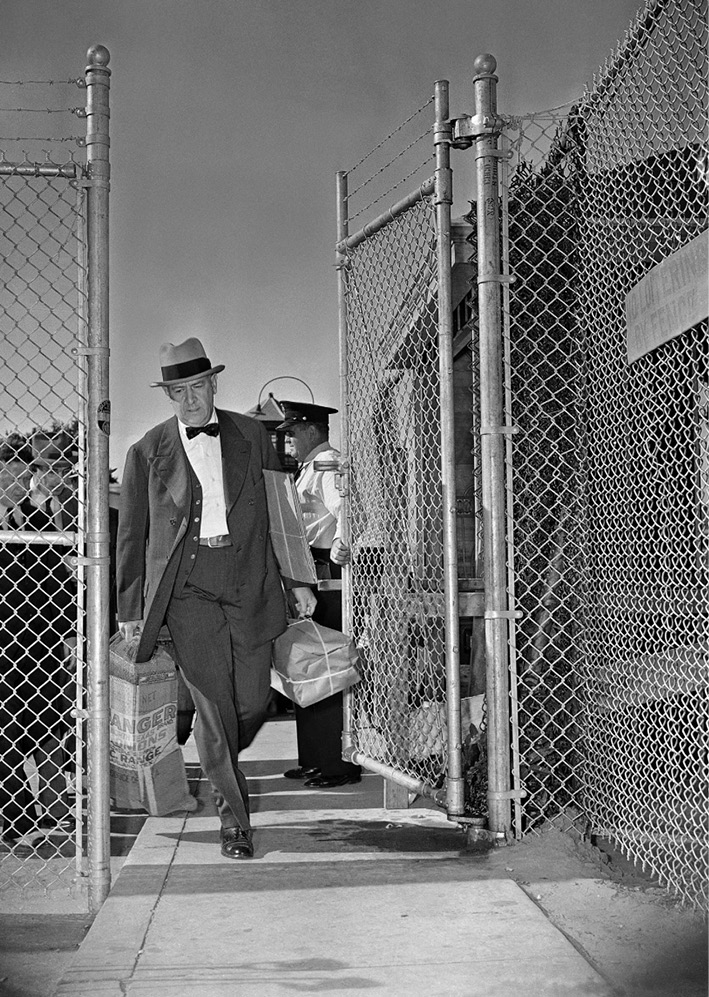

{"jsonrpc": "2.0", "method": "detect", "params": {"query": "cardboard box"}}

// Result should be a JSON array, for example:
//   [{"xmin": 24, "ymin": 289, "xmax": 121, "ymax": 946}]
[
  {"xmin": 109, "ymin": 634, "xmax": 195, "ymax": 815},
  {"xmin": 110, "ymin": 747, "xmax": 195, "ymax": 817}
]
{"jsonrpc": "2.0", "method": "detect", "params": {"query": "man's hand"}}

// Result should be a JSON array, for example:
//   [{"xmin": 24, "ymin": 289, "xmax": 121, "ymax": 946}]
[
  {"xmin": 118, "ymin": 620, "xmax": 143, "ymax": 643},
  {"xmin": 291, "ymin": 586, "xmax": 317, "ymax": 619},
  {"xmin": 330, "ymin": 538, "xmax": 350, "ymax": 566}
]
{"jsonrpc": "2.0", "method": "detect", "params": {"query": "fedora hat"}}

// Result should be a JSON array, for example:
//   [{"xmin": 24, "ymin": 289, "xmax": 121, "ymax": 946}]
[{"xmin": 150, "ymin": 337, "xmax": 225, "ymax": 387}]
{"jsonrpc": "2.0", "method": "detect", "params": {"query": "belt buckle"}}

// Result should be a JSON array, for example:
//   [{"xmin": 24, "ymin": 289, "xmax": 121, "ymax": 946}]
[{"xmin": 207, "ymin": 535, "xmax": 219, "ymax": 548}]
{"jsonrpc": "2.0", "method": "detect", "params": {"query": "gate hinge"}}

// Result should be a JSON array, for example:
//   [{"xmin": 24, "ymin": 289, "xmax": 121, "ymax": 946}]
[
  {"xmin": 474, "ymin": 148, "xmax": 512, "ymax": 161},
  {"xmin": 71, "ymin": 346, "xmax": 110, "ymax": 358},
  {"xmin": 488, "ymin": 788, "xmax": 527, "ymax": 801},
  {"xmin": 477, "ymin": 273, "xmax": 516, "ymax": 285},
  {"xmin": 69, "ymin": 554, "xmax": 111, "ymax": 567},
  {"xmin": 484, "ymin": 609, "xmax": 523, "ymax": 620},
  {"xmin": 74, "ymin": 175, "xmax": 110, "ymax": 190}
]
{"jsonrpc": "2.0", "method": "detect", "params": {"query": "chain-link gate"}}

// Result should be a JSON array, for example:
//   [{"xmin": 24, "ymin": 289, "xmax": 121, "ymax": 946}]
[
  {"xmin": 0, "ymin": 47, "xmax": 111, "ymax": 910},
  {"xmin": 497, "ymin": 0, "xmax": 708, "ymax": 908},
  {"xmin": 342, "ymin": 193, "xmax": 446, "ymax": 785},
  {"xmin": 336, "ymin": 87, "xmax": 470, "ymax": 813}
]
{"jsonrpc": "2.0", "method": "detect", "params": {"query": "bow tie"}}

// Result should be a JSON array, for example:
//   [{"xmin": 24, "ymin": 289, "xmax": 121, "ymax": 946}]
[{"xmin": 185, "ymin": 422, "xmax": 220, "ymax": 440}]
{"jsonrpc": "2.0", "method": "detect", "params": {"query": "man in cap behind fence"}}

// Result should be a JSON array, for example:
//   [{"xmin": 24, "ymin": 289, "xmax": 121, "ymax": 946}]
[
  {"xmin": 277, "ymin": 401, "xmax": 361, "ymax": 788},
  {"xmin": 116, "ymin": 338, "xmax": 316, "ymax": 858}
]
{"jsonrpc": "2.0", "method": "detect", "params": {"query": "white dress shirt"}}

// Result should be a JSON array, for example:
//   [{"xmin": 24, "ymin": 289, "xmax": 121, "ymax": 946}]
[{"xmin": 178, "ymin": 411, "xmax": 229, "ymax": 538}]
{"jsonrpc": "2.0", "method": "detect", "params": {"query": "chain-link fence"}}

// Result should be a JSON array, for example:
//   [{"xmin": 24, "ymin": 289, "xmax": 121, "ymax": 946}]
[
  {"xmin": 501, "ymin": 0, "xmax": 708, "ymax": 908},
  {"xmin": 0, "ymin": 170, "xmax": 87, "ymax": 899},
  {"xmin": 0, "ymin": 57, "xmax": 108, "ymax": 904}
]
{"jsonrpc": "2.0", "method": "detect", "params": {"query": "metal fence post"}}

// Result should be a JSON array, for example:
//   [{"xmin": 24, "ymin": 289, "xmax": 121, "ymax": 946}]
[
  {"xmin": 473, "ymin": 54, "xmax": 513, "ymax": 837},
  {"xmin": 84, "ymin": 44, "xmax": 112, "ymax": 912},
  {"xmin": 433, "ymin": 81, "xmax": 463, "ymax": 819},
  {"xmin": 335, "ymin": 170, "xmax": 355, "ymax": 759}
]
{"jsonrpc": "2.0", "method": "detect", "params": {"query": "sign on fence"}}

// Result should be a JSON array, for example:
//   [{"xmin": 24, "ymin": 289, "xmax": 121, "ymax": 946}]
[{"xmin": 625, "ymin": 228, "xmax": 708, "ymax": 363}]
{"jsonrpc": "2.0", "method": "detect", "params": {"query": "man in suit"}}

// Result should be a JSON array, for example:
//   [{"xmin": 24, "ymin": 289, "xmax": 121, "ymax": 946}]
[
  {"xmin": 117, "ymin": 338, "xmax": 316, "ymax": 859},
  {"xmin": 277, "ymin": 401, "xmax": 361, "ymax": 788}
]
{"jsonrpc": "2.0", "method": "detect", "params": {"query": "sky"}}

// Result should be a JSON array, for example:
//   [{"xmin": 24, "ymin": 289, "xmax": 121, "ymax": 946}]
[{"xmin": 2, "ymin": 0, "xmax": 645, "ymax": 476}]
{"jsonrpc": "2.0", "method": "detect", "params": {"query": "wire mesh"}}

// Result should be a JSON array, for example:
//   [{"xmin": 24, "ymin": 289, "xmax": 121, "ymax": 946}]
[
  {"xmin": 502, "ymin": 0, "xmax": 708, "ymax": 908},
  {"xmin": 0, "ymin": 151, "xmax": 87, "ymax": 896},
  {"xmin": 342, "ymin": 194, "xmax": 453, "ymax": 789}
]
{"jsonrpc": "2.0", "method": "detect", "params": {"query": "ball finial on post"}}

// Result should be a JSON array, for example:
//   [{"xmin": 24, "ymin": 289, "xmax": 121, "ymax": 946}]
[
  {"xmin": 473, "ymin": 53, "xmax": 497, "ymax": 76},
  {"xmin": 86, "ymin": 44, "xmax": 111, "ymax": 69}
]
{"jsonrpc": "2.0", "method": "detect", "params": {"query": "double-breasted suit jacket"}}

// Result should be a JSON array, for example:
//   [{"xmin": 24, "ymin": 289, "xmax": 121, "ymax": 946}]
[{"xmin": 116, "ymin": 408, "xmax": 290, "ymax": 671}]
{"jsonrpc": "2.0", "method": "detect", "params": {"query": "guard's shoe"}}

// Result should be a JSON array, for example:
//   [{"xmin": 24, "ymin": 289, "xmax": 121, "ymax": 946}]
[
  {"xmin": 283, "ymin": 766, "xmax": 320, "ymax": 780},
  {"xmin": 39, "ymin": 817, "xmax": 74, "ymax": 835},
  {"xmin": 220, "ymin": 826, "xmax": 254, "ymax": 859}
]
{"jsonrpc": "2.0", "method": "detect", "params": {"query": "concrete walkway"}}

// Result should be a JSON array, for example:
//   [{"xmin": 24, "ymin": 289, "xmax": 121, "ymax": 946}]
[{"xmin": 54, "ymin": 718, "xmax": 613, "ymax": 996}]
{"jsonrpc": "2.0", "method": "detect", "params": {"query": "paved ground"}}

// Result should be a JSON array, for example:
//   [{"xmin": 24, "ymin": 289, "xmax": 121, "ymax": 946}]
[
  {"xmin": 53, "ymin": 718, "xmax": 614, "ymax": 997},
  {"xmin": 0, "ymin": 716, "xmax": 706, "ymax": 996}
]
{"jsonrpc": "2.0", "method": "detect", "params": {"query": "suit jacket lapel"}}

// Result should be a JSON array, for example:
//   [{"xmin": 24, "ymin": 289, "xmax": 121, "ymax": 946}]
[
  {"xmin": 149, "ymin": 418, "xmax": 191, "ymax": 519},
  {"xmin": 218, "ymin": 410, "xmax": 251, "ymax": 514}
]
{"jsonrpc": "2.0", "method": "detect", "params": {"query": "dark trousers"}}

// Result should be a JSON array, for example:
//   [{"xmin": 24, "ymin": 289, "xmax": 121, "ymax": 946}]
[
  {"xmin": 166, "ymin": 545, "xmax": 272, "ymax": 832},
  {"xmin": 294, "ymin": 549, "xmax": 360, "ymax": 779}
]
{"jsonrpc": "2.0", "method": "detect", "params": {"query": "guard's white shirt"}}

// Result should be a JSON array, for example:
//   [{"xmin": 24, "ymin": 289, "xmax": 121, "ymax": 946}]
[
  {"xmin": 178, "ymin": 411, "xmax": 228, "ymax": 538},
  {"xmin": 296, "ymin": 442, "xmax": 342, "ymax": 550}
]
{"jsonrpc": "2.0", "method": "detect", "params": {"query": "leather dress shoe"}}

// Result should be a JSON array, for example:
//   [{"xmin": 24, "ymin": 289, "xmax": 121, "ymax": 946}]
[
  {"xmin": 304, "ymin": 773, "xmax": 362, "ymax": 788},
  {"xmin": 283, "ymin": 766, "xmax": 320, "ymax": 780},
  {"xmin": 220, "ymin": 826, "xmax": 254, "ymax": 859}
]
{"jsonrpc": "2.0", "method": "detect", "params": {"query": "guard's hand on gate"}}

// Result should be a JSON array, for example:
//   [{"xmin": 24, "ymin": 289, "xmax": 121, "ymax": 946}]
[
  {"xmin": 330, "ymin": 539, "xmax": 351, "ymax": 566},
  {"xmin": 119, "ymin": 620, "xmax": 143, "ymax": 643},
  {"xmin": 291, "ymin": 586, "xmax": 317, "ymax": 619}
]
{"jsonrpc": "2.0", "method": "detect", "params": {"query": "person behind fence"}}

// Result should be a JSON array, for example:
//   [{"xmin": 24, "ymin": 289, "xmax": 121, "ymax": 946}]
[
  {"xmin": 0, "ymin": 440, "xmax": 73, "ymax": 850},
  {"xmin": 116, "ymin": 338, "xmax": 316, "ymax": 859},
  {"xmin": 29, "ymin": 431, "xmax": 81, "ymax": 793},
  {"xmin": 277, "ymin": 401, "xmax": 362, "ymax": 788},
  {"xmin": 28, "ymin": 431, "xmax": 79, "ymax": 655}
]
